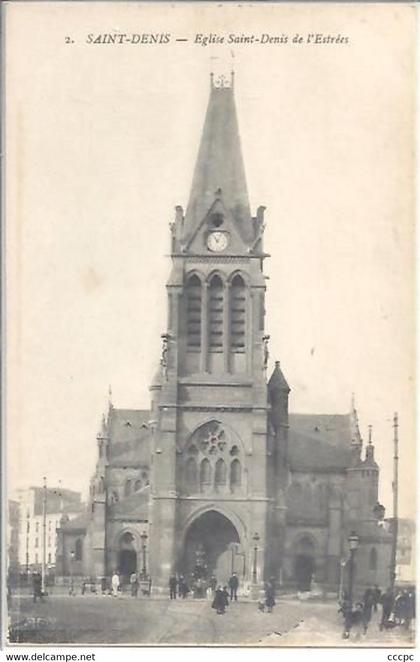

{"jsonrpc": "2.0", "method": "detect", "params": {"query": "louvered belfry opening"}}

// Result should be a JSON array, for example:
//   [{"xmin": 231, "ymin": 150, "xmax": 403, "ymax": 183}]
[
  {"xmin": 230, "ymin": 274, "xmax": 246, "ymax": 352},
  {"xmin": 186, "ymin": 274, "xmax": 202, "ymax": 350},
  {"xmin": 208, "ymin": 275, "xmax": 224, "ymax": 351}
]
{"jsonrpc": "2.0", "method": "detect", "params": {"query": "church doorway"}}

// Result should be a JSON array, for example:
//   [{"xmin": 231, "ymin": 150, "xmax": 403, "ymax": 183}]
[
  {"xmin": 294, "ymin": 536, "xmax": 316, "ymax": 591},
  {"xmin": 182, "ymin": 510, "xmax": 240, "ymax": 584},
  {"xmin": 117, "ymin": 532, "xmax": 137, "ymax": 583}
]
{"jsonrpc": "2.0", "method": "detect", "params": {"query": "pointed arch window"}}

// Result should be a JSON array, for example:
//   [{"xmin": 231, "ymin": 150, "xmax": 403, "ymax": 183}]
[
  {"xmin": 124, "ymin": 479, "xmax": 132, "ymax": 497},
  {"xmin": 200, "ymin": 459, "xmax": 211, "ymax": 491},
  {"xmin": 230, "ymin": 274, "xmax": 246, "ymax": 352},
  {"xmin": 230, "ymin": 459, "xmax": 242, "ymax": 489},
  {"xmin": 215, "ymin": 459, "xmax": 227, "ymax": 487},
  {"xmin": 208, "ymin": 275, "xmax": 224, "ymax": 351},
  {"xmin": 186, "ymin": 275, "xmax": 202, "ymax": 349}
]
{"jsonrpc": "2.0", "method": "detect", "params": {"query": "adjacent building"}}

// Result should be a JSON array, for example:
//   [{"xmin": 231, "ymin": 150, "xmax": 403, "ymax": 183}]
[
  {"xmin": 57, "ymin": 73, "xmax": 393, "ymax": 594},
  {"xmin": 15, "ymin": 486, "xmax": 83, "ymax": 572}
]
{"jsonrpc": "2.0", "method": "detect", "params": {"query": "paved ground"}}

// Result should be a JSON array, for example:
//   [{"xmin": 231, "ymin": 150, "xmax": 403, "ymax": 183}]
[{"xmin": 7, "ymin": 594, "xmax": 415, "ymax": 647}]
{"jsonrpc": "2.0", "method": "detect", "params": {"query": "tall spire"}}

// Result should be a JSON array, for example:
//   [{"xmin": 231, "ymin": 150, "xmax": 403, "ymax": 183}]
[{"xmin": 182, "ymin": 74, "xmax": 252, "ymax": 243}]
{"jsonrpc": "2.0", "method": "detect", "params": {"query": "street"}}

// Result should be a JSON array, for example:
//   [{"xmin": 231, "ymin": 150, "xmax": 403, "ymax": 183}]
[{"xmin": 8, "ymin": 594, "xmax": 415, "ymax": 646}]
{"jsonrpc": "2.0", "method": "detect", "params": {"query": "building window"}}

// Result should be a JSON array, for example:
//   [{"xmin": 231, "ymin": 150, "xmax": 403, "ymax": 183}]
[
  {"xmin": 124, "ymin": 480, "xmax": 132, "ymax": 497},
  {"xmin": 35, "ymin": 554, "xmax": 38, "ymax": 564},
  {"xmin": 75, "ymin": 538, "xmax": 83, "ymax": 562},
  {"xmin": 229, "ymin": 274, "xmax": 246, "ymax": 352},
  {"xmin": 215, "ymin": 459, "xmax": 227, "ymax": 487},
  {"xmin": 48, "ymin": 553, "xmax": 51, "ymax": 564},
  {"xmin": 35, "ymin": 537, "xmax": 39, "ymax": 548},
  {"xmin": 134, "ymin": 479, "xmax": 142, "ymax": 492},
  {"xmin": 186, "ymin": 275, "xmax": 202, "ymax": 349},
  {"xmin": 184, "ymin": 421, "xmax": 244, "ymax": 495},
  {"xmin": 208, "ymin": 275, "xmax": 224, "ymax": 351},
  {"xmin": 230, "ymin": 459, "xmax": 242, "ymax": 488},
  {"xmin": 48, "ymin": 537, "xmax": 51, "ymax": 547},
  {"xmin": 369, "ymin": 547, "xmax": 377, "ymax": 571},
  {"xmin": 36, "ymin": 522, "xmax": 39, "ymax": 533},
  {"xmin": 200, "ymin": 459, "xmax": 211, "ymax": 491}
]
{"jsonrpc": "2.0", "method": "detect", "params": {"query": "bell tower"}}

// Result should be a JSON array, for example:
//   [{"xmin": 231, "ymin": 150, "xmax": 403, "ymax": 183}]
[{"xmin": 149, "ymin": 73, "xmax": 274, "ymax": 589}]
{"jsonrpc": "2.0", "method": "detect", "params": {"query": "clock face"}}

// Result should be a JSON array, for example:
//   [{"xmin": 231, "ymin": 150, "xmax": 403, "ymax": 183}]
[{"xmin": 207, "ymin": 231, "xmax": 229, "ymax": 252}]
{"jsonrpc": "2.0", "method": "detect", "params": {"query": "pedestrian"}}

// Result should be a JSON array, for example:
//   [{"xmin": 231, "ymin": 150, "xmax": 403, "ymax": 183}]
[
  {"xmin": 179, "ymin": 575, "xmax": 189, "ymax": 599},
  {"xmin": 257, "ymin": 587, "xmax": 266, "ymax": 612},
  {"xmin": 212, "ymin": 587, "xmax": 226, "ymax": 615},
  {"xmin": 362, "ymin": 590, "xmax": 374, "ymax": 634},
  {"xmin": 228, "ymin": 572, "xmax": 239, "ymax": 602},
  {"xmin": 222, "ymin": 586, "xmax": 230, "ymax": 609},
  {"xmin": 265, "ymin": 581, "xmax": 276, "ymax": 614},
  {"xmin": 32, "ymin": 572, "xmax": 43, "ymax": 603},
  {"xmin": 209, "ymin": 575, "xmax": 217, "ymax": 596},
  {"xmin": 111, "ymin": 571, "xmax": 120, "ymax": 598},
  {"xmin": 380, "ymin": 587, "xmax": 394, "ymax": 631},
  {"xmin": 169, "ymin": 573, "xmax": 178, "ymax": 599},
  {"xmin": 130, "ymin": 571, "xmax": 139, "ymax": 598},
  {"xmin": 178, "ymin": 575, "xmax": 185, "ymax": 598},
  {"xmin": 405, "ymin": 590, "xmax": 415, "ymax": 630},
  {"xmin": 339, "ymin": 598, "xmax": 352, "ymax": 639},
  {"xmin": 372, "ymin": 585, "xmax": 381, "ymax": 613}
]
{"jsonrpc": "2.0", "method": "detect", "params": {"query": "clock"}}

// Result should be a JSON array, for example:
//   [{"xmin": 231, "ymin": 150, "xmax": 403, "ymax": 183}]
[{"xmin": 207, "ymin": 231, "xmax": 229, "ymax": 252}]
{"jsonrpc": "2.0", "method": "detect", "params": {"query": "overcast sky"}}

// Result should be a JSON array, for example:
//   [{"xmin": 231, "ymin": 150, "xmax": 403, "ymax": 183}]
[{"xmin": 6, "ymin": 3, "xmax": 415, "ymax": 518}]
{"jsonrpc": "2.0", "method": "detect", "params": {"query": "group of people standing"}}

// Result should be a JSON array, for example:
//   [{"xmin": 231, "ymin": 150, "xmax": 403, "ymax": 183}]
[
  {"xmin": 169, "ymin": 572, "xmax": 240, "ymax": 604},
  {"xmin": 340, "ymin": 584, "xmax": 416, "ymax": 638},
  {"xmin": 211, "ymin": 574, "xmax": 240, "ymax": 614},
  {"xmin": 169, "ymin": 574, "xmax": 190, "ymax": 599}
]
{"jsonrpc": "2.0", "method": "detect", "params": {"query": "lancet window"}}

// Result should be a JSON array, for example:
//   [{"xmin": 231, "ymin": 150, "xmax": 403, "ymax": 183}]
[
  {"xmin": 229, "ymin": 274, "xmax": 246, "ymax": 351},
  {"xmin": 208, "ymin": 275, "xmax": 224, "ymax": 351},
  {"xmin": 186, "ymin": 274, "xmax": 202, "ymax": 349}
]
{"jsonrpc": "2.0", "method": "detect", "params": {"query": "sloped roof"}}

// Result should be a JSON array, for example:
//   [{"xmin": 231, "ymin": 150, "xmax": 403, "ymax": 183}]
[
  {"xmin": 61, "ymin": 512, "xmax": 88, "ymax": 531},
  {"xmin": 268, "ymin": 361, "xmax": 290, "ymax": 392},
  {"xmin": 108, "ymin": 408, "xmax": 151, "ymax": 466},
  {"xmin": 288, "ymin": 413, "xmax": 354, "ymax": 471},
  {"xmin": 109, "ymin": 486, "xmax": 150, "ymax": 521},
  {"xmin": 183, "ymin": 81, "xmax": 254, "ymax": 244}
]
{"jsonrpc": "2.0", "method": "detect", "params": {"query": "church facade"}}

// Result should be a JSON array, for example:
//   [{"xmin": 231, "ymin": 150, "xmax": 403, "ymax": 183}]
[{"xmin": 57, "ymin": 74, "xmax": 392, "ymax": 594}]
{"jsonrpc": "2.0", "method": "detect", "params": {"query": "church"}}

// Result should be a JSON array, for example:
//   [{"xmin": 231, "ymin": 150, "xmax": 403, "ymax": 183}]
[{"xmin": 56, "ymin": 73, "xmax": 392, "ymax": 595}]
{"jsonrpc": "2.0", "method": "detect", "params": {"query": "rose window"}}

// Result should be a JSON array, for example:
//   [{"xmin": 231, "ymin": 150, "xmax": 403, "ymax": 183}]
[{"xmin": 184, "ymin": 421, "xmax": 243, "ymax": 494}]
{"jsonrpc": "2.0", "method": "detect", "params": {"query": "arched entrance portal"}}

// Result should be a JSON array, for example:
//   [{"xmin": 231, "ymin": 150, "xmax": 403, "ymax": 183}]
[
  {"xmin": 182, "ymin": 510, "xmax": 240, "ymax": 584},
  {"xmin": 118, "ymin": 532, "xmax": 137, "ymax": 582},
  {"xmin": 294, "ymin": 535, "xmax": 316, "ymax": 591}
]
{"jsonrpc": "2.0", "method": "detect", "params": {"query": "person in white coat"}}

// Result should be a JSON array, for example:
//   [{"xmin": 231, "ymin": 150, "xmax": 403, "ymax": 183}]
[{"xmin": 111, "ymin": 571, "xmax": 120, "ymax": 597}]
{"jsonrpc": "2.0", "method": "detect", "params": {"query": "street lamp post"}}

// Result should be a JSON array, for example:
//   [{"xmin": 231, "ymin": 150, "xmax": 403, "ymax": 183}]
[
  {"xmin": 69, "ymin": 550, "xmax": 75, "ymax": 596},
  {"xmin": 342, "ymin": 531, "xmax": 359, "ymax": 639},
  {"xmin": 252, "ymin": 533, "xmax": 260, "ymax": 584},
  {"xmin": 338, "ymin": 559, "xmax": 347, "ymax": 603},
  {"xmin": 140, "ymin": 531, "xmax": 148, "ymax": 579},
  {"xmin": 25, "ymin": 509, "xmax": 30, "ymax": 578}
]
